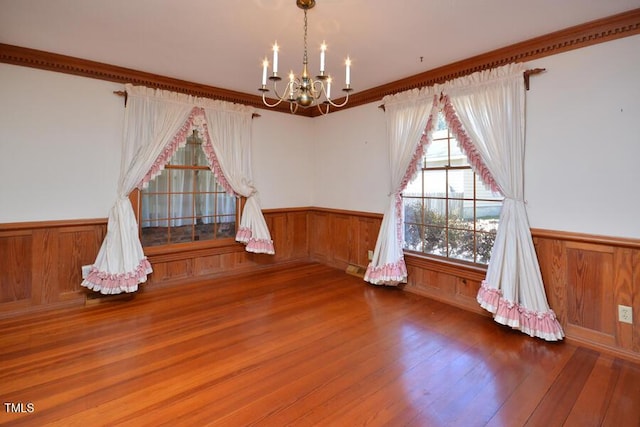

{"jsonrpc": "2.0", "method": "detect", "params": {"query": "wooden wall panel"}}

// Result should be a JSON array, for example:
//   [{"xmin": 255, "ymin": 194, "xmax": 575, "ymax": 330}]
[
  {"xmin": 57, "ymin": 226, "xmax": 106, "ymax": 299},
  {"xmin": 565, "ymin": 243, "xmax": 615, "ymax": 336},
  {"xmin": 193, "ymin": 254, "xmax": 223, "ymax": 276},
  {"xmin": 331, "ymin": 214, "xmax": 352, "ymax": 268},
  {"xmin": 615, "ymin": 248, "xmax": 635, "ymax": 351},
  {"xmin": 265, "ymin": 213, "xmax": 287, "ymax": 262},
  {"xmin": 308, "ymin": 209, "xmax": 382, "ymax": 270},
  {"xmin": 633, "ymin": 252, "xmax": 640, "ymax": 353},
  {"xmin": 289, "ymin": 211, "xmax": 310, "ymax": 260},
  {"xmin": 533, "ymin": 229, "xmax": 640, "ymax": 361},
  {"xmin": 0, "ymin": 220, "xmax": 107, "ymax": 316},
  {"xmin": 457, "ymin": 277, "xmax": 481, "ymax": 300},
  {"xmin": 0, "ymin": 232, "xmax": 32, "ymax": 303},
  {"xmin": 310, "ymin": 211, "xmax": 331, "ymax": 263},
  {"xmin": 264, "ymin": 210, "xmax": 309, "ymax": 263},
  {"xmin": 536, "ymin": 237, "xmax": 568, "ymax": 328},
  {"xmin": 355, "ymin": 217, "xmax": 379, "ymax": 268},
  {"xmin": 32, "ymin": 228, "xmax": 59, "ymax": 305},
  {"xmin": 404, "ymin": 255, "xmax": 487, "ymax": 315}
]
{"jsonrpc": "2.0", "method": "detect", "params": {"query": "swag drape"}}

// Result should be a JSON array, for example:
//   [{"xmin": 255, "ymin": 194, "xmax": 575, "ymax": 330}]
[
  {"xmin": 364, "ymin": 86, "xmax": 439, "ymax": 284},
  {"xmin": 365, "ymin": 63, "xmax": 563, "ymax": 341},
  {"xmin": 443, "ymin": 64, "xmax": 563, "ymax": 340},
  {"xmin": 82, "ymin": 85, "xmax": 273, "ymax": 294}
]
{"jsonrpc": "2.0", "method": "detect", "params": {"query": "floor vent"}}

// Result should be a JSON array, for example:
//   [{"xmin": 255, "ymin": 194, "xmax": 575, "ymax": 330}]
[{"xmin": 345, "ymin": 264, "xmax": 366, "ymax": 278}]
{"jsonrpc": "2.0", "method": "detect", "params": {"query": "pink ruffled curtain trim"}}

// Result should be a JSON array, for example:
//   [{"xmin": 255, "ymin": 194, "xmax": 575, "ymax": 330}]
[
  {"xmin": 366, "ymin": 97, "xmax": 438, "ymax": 287},
  {"xmin": 477, "ymin": 281, "xmax": 565, "ymax": 341},
  {"xmin": 200, "ymin": 122, "xmax": 238, "ymax": 197},
  {"xmin": 137, "ymin": 107, "xmax": 238, "ymax": 198},
  {"xmin": 82, "ymin": 258, "xmax": 153, "ymax": 295},
  {"xmin": 442, "ymin": 96, "xmax": 501, "ymax": 194},
  {"xmin": 395, "ymin": 108, "xmax": 436, "ymax": 242},
  {"xmin": 364, "ymin": 260, "xmax": 408, "ymax": 285},
  {"xmin": 236, "ymin": 226, "xmax": 275, "ymax": 254},
  {"xmin": 138, "ymin": 107, "xmax": 202, "ymax": 189}
]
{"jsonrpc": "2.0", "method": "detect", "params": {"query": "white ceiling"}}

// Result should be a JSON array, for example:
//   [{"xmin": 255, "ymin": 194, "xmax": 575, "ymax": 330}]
[{"xmin": 1, "ymin": 0, "xmax": 639, "ymax": 96}]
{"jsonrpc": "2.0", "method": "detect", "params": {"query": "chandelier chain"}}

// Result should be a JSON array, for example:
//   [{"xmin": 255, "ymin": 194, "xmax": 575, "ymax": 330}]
[{"xmin": 303, "ymin": 9, "xmax": 308, "ymax": 65}]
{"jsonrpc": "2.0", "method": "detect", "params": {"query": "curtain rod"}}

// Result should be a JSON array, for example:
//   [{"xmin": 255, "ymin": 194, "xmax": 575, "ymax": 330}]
[
  {"xmin": 112, "ymin": 90, "xmax": 261, "ymax": 118},
  {"xmin": 378, "ymin": 68, "xmax": 546, "ymax": 111}
]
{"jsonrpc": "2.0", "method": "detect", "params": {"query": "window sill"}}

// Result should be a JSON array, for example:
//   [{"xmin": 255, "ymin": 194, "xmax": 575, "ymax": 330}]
[
  {"xmin": 403, "ymin": 251, "xmax": 487, "ymax": 282},
  {"xmin": 145, "ymin": 239, "xmax": 245, "ymax": 263}
]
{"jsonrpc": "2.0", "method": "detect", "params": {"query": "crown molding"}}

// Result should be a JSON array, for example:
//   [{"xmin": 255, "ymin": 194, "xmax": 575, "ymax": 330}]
[
  {"xmin": 0, "ymin": 43, "xmax": 315, "ymax": 117},
  {"xmin": 1, "ymin": 8, "xmax": 638, "ymax": 117},
  {"xmin": 326, "ymin": 7, "xmax": 640, "ymax": 116}
]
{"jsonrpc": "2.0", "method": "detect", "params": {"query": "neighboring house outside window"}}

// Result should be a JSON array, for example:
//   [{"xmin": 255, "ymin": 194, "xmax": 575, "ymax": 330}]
[
  {"xmin": 136, "ymin": 130, "xmax": 238, "ymax": 247},
  {"xmin": 403, "ymin": 112, "xmax": 502, "ymax": 265}
]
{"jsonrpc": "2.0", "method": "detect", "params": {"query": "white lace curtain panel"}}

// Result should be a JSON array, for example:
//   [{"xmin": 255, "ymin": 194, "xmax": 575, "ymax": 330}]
[
  {"xmin": 82, "ymin": 84, "xmax": 274, "ymax": 295},
  {"xmin": 365, "ymin": 63, "xmax": 564, "ymax": 341},
  {"xmin": 142, "ymin": 148, "xmax": 236, "ymax": 227}
]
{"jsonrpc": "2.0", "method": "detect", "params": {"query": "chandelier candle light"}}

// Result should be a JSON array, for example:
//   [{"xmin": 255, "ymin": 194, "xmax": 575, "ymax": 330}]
[{"xmin": 259, "ymin": 0, "xmax": 352, "ymax": 114}]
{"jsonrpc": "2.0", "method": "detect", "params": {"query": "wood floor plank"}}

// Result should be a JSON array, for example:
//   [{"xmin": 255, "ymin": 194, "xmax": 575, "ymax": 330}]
[
  {"xmin": 481, "ymin": 341, "xmax": 577, "ymax": 427},
  {"xmin": 1, "ymin": 263, "xmax": 639, "ymax": 426},
  {"xmin": 564, "ymin": 355, "xmax": 620, "ymax": 426},
  {"xmin": 524, "ymin": 347, "xmax": 599, "ymax": 426},
  {"xmin": 601, "ymin": 358, "xmax": 640, "ymax": 427}
]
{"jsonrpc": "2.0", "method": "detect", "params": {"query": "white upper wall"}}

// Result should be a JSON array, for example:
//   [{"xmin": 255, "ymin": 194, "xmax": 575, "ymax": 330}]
[
  {"xmin": 310, "ymin": 35, "xmax": 640, "ymax": 239},
  {"xmin": 525, "ymin": 34, "xmax": 640, "ymax": 239},
  {"xmin": 251, "ymin": 109, "xmax": 314, "ymax": 209},
  {"xmin": 0, "ymin": 64, "xmax": 122, "ymax": 222},
  {"xmin": 1, "ymin": 34, "xmax": 639, "ymax": 239},
  {"xmin": 0, "ymin": 63, "xmax": 313, "ymax": 222},
  {"xmin": 311, "ymin": 103, "xmax": 389, "ymax": 213}
]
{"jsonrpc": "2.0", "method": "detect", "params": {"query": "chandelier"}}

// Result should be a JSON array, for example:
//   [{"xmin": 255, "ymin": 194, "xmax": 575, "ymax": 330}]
[{"xmin": 259, "ymin": 0, "xmax": 352, "ymax": 114}]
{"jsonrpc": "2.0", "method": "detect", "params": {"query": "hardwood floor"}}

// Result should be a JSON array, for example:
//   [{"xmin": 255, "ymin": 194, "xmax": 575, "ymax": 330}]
[{"xmin": 1, "ymin": 263, "xmax": 639, "ymax": 426}]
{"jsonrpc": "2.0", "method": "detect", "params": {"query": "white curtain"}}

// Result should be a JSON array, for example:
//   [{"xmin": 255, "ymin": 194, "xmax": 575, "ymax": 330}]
[
  {"xmin": 141, "ymin": 143, "xmax": 236, "ymax": 227},
  {"xmin": 202, "ymin": 109, "xmax": 274, "ymax": 253},
  {"xmin": 364, "ymin": 87, "xmax": 439, "ymax": 285},
  {"xmin": 82, "ymin": 84, "xmax": 273, "ymax": 294},
  {"xmin": 442, "ymin": 63, "xmax": 564, "ymax": 341}
]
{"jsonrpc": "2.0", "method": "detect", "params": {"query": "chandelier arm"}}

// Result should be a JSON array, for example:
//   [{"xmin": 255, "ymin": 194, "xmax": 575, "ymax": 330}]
[
  {"xmin": 311, "ymin": 79, "xmax": 324, "ymax": 100},
  {"xmin": 262, "ymin": 80, "xmax": 296, "ymax": 108},
  {"xmin": 316, "ymin": 102, "xmax": 330, "ymax": 115},
  {"xmin": 324, "ymin": 90, "xmax": 350, "ymax": 108},
  {"xmin": 271, "ymin": 79, "xmax": 291, "ymax": 101},
  {"xmin": 262, "ymin": 92, "xmax": 286, "ymax": 108}
]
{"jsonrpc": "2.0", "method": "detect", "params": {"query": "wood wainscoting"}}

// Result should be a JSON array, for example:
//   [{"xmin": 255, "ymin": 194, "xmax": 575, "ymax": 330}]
[
  {"xmin": 533, "ymin": 229, "xmax": 640, "ymax": 361},
  {"xmin": 308, "ymin": 207, "xmax": 382, "ymax": 270},
  {"xmin": 0, "ymin": 219, "xmax": 107, "ymax": 316},
  {"xmin": 0, "ymin": 209, "xmax": 312, "ymax": 318},
  {"xmin": 1, "ymin": 209, "xmax": 639, "ymax": 361},
  {"xmin": 143, "ymin": 208, "xmax": 311, "ymax": 289}
]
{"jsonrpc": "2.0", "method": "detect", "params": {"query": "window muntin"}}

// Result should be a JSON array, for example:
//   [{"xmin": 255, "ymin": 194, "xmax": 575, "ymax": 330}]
[
  {"xmin": 403, "ymin": 113, "xmax": 502, "ymax": 265},
  {"xmin": 139, "ymin": 130, "xmax": 238, "ymax": 247}
]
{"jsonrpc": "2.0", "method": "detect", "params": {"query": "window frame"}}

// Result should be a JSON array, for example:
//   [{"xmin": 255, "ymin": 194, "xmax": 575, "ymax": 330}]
[
  {"xmin": 129, "ymin": 190, "xmax": 244, "ymax": 256},
  {"xmin": 129, "ymin": 131, "xmax": 244, "ymax": 256},
  {"xmin": 402, "ymin": 113, "xmax": 501, "ymax": 267}
]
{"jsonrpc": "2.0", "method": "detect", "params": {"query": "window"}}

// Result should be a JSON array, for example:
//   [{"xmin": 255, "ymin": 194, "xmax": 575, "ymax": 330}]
[
  {"xmin": 137, "ymin": 130, "xmax": 239, "ymax": 247},
  {"xmin": 403, "ymin": 112, "xmax": 502, "ymax": 265}
]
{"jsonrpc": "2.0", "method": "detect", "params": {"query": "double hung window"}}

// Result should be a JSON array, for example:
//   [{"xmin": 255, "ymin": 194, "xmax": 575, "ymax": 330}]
[
  {"xmin": 137, "ymin": 130, "xmax": 238, "ymax": 247},
  {"xmin": 403, "ymin": 113, "xmax": 502, "ymax": 265}
]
